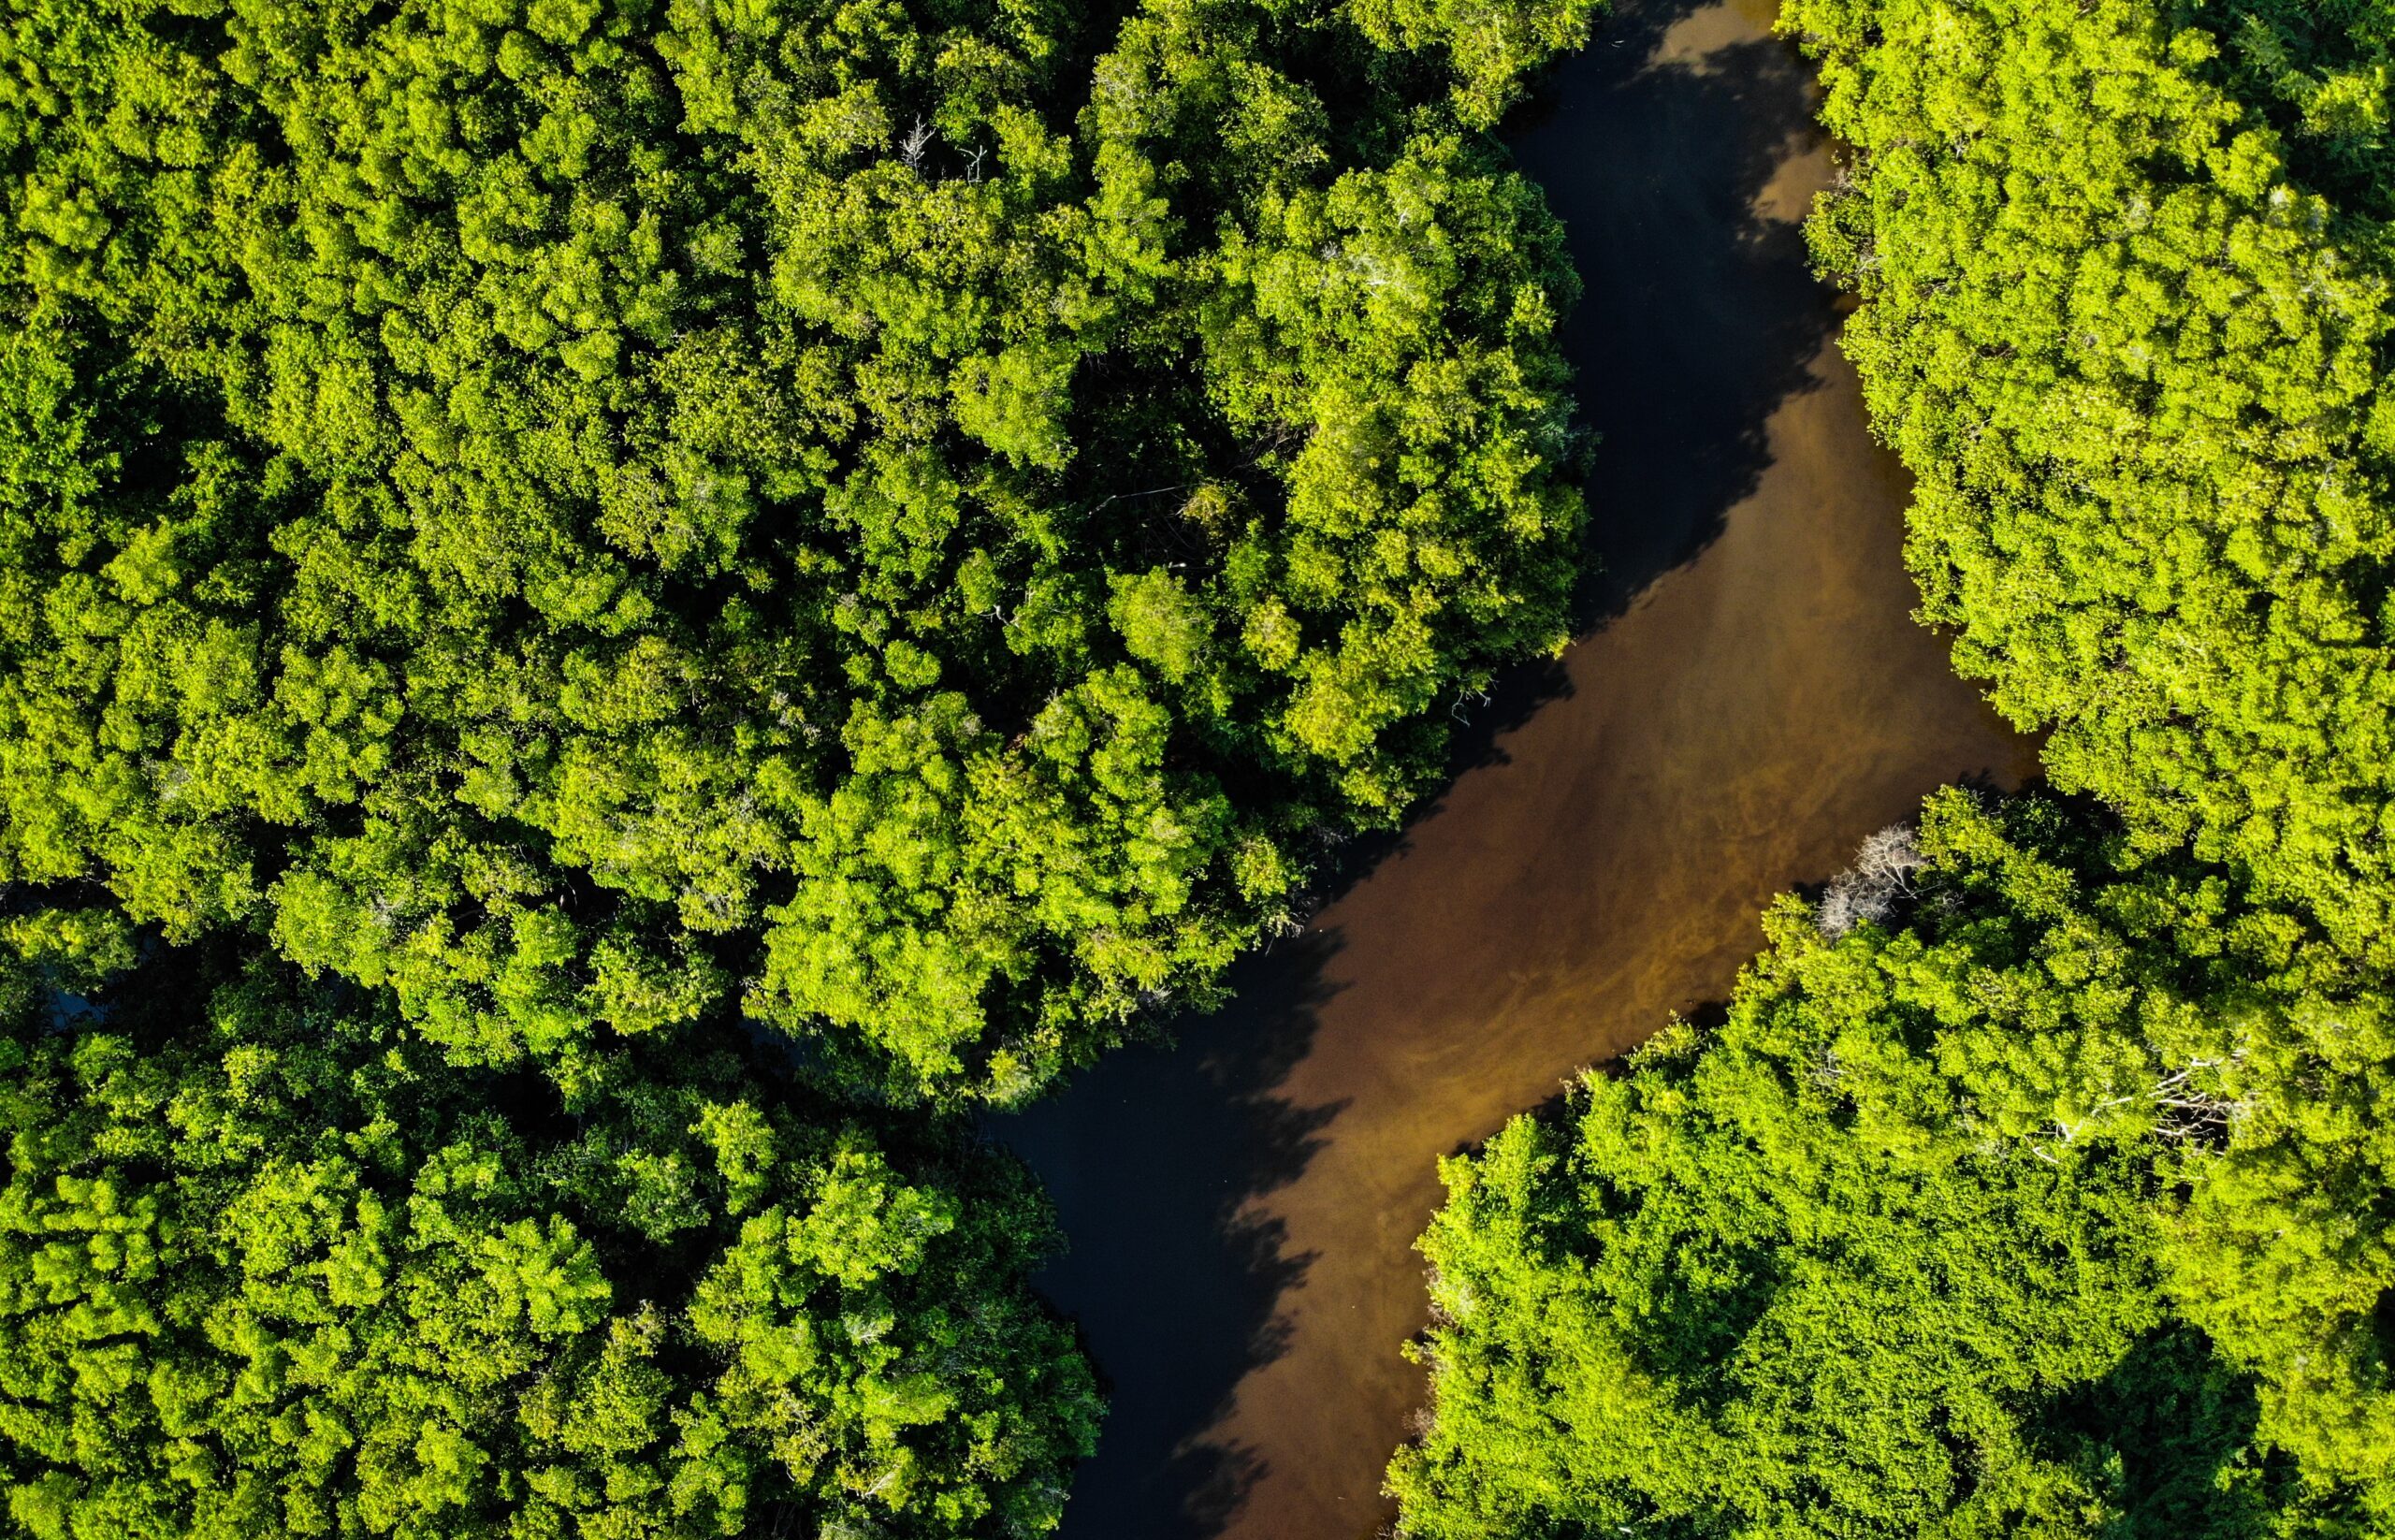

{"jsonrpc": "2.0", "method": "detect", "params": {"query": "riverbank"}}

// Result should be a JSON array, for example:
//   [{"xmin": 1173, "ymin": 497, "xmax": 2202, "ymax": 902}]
[{"xmin": 998, "ymin": 2, "xmax": 2038, "ymax": 1533}]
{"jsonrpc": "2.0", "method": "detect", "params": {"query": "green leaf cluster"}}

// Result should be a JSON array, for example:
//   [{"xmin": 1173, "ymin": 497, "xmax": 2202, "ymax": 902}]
[
  {"xmin": 0, "ymin": 0, "xmax": 1594, "ymax": 1104},
  {"xmin": 1388, "ymin": 790, "xmax": 2395, "ymax": 1539},
  {"xmin": 1790, "ymin": 0, "xmax": 2395, "ymax": 963},
  {"xmin": 0, "ymin": 945, "xmax": 1101, "ymax": 1538}
]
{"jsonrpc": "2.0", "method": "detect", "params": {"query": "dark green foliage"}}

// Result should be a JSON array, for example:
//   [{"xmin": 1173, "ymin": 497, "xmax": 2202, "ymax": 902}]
[
  {"xmin": 0, "ymin": 0, "xmax": 1592, "ymax": 1104},
  {"xmin": 1791, "ymin": 0, "xmax": 2395, "ymax": 965},
  {"xmin": 1387, "ymin": 791, "xmax": 2390, "ymax": 1538},
  {"xmin": 0, "ymin": 945, "xmax": 1100, "ymax": 1538},
  {"xmin": 2195, "ymin": 0, "xmax": 2395, "ymax": 219}
]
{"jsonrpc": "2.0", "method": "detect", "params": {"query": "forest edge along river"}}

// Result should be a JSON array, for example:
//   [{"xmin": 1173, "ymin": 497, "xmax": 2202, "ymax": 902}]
[{"xmin": 996, "ymin": 1, "xmax": 2040, "ymax": 1536}]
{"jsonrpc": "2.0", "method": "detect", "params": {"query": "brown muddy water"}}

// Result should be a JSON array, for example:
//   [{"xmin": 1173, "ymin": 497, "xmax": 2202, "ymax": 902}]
[{"xmin": 997, "ymin": 1, "xmax": 2039, "ymax": 1535}]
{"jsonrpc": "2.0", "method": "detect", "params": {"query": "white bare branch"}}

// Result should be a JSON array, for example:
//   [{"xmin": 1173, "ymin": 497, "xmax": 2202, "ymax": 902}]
[{"xmin": 1817, "ymin": 822, "xmax": 1926, "ymax": 937}]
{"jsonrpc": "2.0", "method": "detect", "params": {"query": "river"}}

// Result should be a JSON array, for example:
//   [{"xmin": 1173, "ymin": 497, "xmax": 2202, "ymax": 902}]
[{"xmin": 996, "ymin": 1, "xmax": 2040, "ymax": 1534}]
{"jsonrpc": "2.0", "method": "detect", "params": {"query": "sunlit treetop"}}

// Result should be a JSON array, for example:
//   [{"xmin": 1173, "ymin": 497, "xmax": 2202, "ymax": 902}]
[
  {"xmin": 1793, "ymin": 0, "xmax": 2395, "ymax": 964},
  {"xmin": 1390, "ymin": 789, "xmax": 2395, "ymax": 1538},
  {"xmin": 0, "ymin": 0, "xmax": 1596, "ymax": 1103}
]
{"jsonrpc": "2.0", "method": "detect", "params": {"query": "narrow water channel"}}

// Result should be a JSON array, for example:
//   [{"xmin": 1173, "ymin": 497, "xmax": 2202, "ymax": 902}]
[{"xmin": 998, "ymin": 2, "xmax": 2040, "ymax": 1535}]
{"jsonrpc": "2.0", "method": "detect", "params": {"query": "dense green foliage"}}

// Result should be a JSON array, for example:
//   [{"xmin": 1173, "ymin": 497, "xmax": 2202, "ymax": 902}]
[
  {"xmin": 1388, "ymin": 791, "xmax": 2395, "ymax": 1538},
  {"xmin": 0, "ymin": 0, "xmax": 1594, "ymax": 1104},
  {"xmin": 1792, "ymin": 0, "xmax": 2395, "ymax": 962},
  {"xmin": 0, "ymin": 944, "xmax": 1099, "ymax": 1538},
  {"xmin": 1784, "ymin": 0, "xmax": 2395, "ymax": 1497}
]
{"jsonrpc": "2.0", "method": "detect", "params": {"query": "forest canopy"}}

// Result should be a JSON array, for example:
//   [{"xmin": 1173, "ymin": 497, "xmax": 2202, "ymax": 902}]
[
  {"xmin": 1785, "ymin": 0, "xmax": 2395, "ymax": 1500},
  {"xmin": 0, "ymin": 0, "xmax": 1618, "ymax": 1528},
  {"xmin": 0, "ymin": 0, "xmax": 1595, "ymax": 1105},
  {"xmin": 1794, "ymin": 0, "xmax": 2395, "ymax": 963},
  {"xmin": 1392, "ymin": 0, "xmax": 2395, "ymax": 1523},
  {"xmin": 0, "ymin": 943, "xmax": 1101, "ymax": 1538},
  {"xmin": 39, "ymin": 0, "xmax": 2395, "ymax": 1530},
  {"xmin": 1389, "ymin": 790, "xmax": 2395, "ymax": 1538}
]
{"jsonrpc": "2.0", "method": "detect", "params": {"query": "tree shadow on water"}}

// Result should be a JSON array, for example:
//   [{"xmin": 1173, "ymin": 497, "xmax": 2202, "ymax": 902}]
[
  {"xmin": 993, "ymin": 933, "xmax": 1350, "ymax": 1540},
  {"xmin": 1427, "ymin": 0, "xmax": 1838, "ymax": 784},
  {"xmin": 1516, "ymin": 0, "xmax": 1837, "ymax": 629}
]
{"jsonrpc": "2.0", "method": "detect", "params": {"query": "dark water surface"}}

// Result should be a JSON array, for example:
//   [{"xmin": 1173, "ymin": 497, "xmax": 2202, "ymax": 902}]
[{"xmin": 997, "ymin": 3, "xmax": 2038, "ymax": 1535}]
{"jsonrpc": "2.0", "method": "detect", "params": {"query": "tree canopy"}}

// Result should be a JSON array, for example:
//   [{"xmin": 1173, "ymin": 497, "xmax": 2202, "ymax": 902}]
[
  {"xmin": 0, "ymin": 0, "xmax": 1596, "ymax": 1104},
  {"xmin": 1389, "ymin": 790, "xmax": 2395, "ymax": 1539},
  {"xmin": 1782, "ymin": 0, "xmax": 2395, "ymax": 1493},
  {"xmin": 1792, "ymin": 0, "xmax": 2395, "ymax": 963},
  {"xmin": 0, "ymin": 0, "xmax": 1622, "ymax": 1527},
  {"xmin": 0, "ymin": 940, "xmax": 1100, "ymax": 1538}
]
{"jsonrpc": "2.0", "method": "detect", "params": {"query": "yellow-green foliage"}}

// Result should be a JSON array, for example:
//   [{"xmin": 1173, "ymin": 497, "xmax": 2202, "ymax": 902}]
[
  {"xmin": 1390, "ymin": 791, "xmax": 2395, "ymax": 1537},
  {"xmin": 0, "ymin": 0, "xmax": 1594, "ymax": 1105},
  {"xmin": 1790, "ymin": 0, "xmax": 2395, "ymax": 962},
  {"xmin": 1776, "ymin": 0, "xmax": 2395, "ymax": 1495},
  {"xmin": 0, "ymin": 950, "xmax": 1100, "ymax": 1538}
]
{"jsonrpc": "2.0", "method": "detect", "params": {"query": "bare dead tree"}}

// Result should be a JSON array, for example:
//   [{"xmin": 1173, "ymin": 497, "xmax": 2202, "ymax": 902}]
[
  {"xmin": 1817, "ymin": 822, "xmax": 1927, "ymax": 937},
  {"xmin": 2145, "ymin": 1061, "xmax": 2243, "ymax": 1143},
  {"xmin": 2028, "ymin": 1056, "xmax": 2246, "ymax": 1162}
]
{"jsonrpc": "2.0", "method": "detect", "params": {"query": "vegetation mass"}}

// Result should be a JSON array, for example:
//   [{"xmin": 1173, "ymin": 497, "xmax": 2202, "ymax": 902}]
[
  {"xmin": 1804, "ymin": 0, "xmax": 2395, "ymax": 959},
  {"xmin": 1392, "ymin": 791, "xmax": 2394, "ymax": 1536},
  {"xmin": 18, "ymin": 0, "xmax": 2395, "ymax": 1527},
  {"xmin": 0, "ymin": 0, "xmax": 1590, "ymax": 1107},
  {"xmin": 0, "ymin": 944, "xmax": 1101, "ymax": 1538}
]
